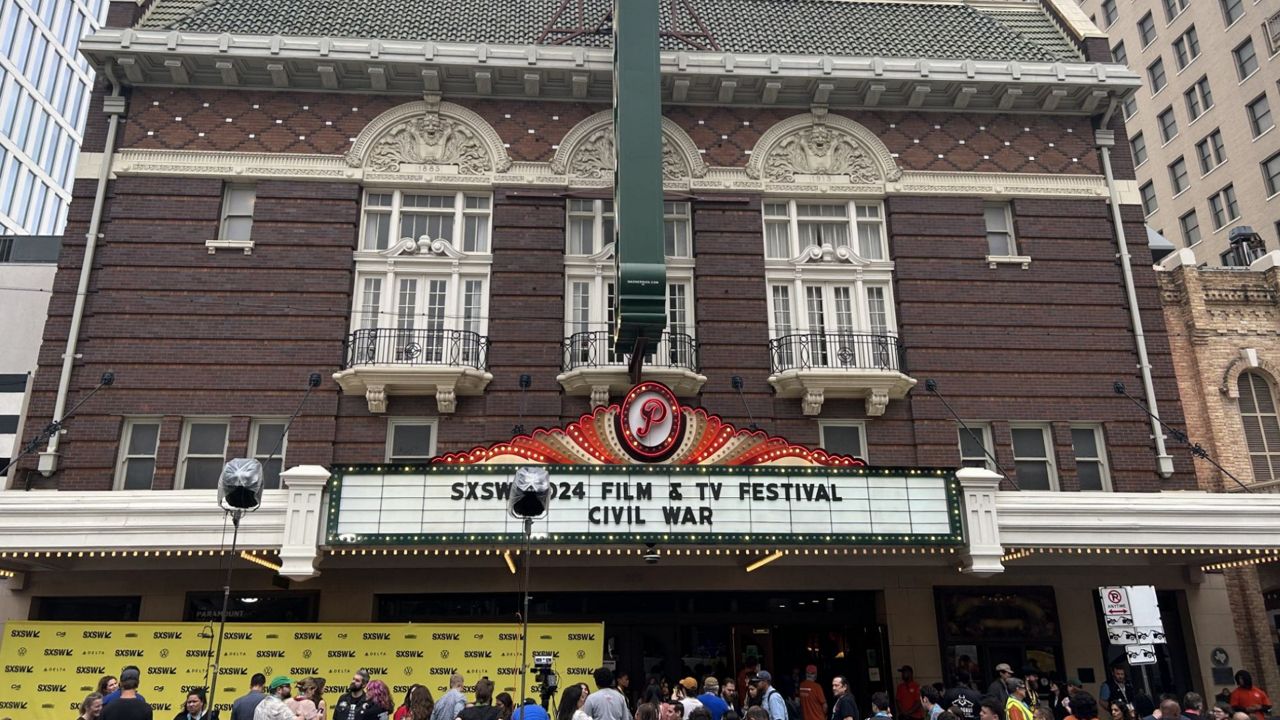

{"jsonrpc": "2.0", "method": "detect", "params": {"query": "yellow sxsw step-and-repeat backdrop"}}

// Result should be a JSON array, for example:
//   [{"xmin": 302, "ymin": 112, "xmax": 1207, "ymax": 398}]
[{"xmin": 0, "ymin": 622, "xmax": 603, "ymax": 720}]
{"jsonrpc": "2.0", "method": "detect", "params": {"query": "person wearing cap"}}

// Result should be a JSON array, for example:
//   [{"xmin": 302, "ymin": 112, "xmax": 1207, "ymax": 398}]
[
  {"xmin": 799, "ymin": 666, "xmax": 826, "ymax": 720},
  {"xmin": 103, "ymin": 667, "xmax": 148, "ymax": 709},
  {"xmin": 699, "ymin": 678, "xmax": 730, "ymax": 720},
  {"xmin": 253, "ymin": 677, "xmax": 297, "ymax": 720},
  {"xmin": 678, "ymin": 678, "xmax": 706, "ymax": 720},
  {"xmin": 101, "ymin": 667, "xmax": 152, "ymax": 720},
  {"xmin": 1005, "ymin": 679, "xmax": 1034, "ymax": 720},
  {"xmin": 988, "ymin": 667, "xmax": 1014, "ymax": 705},
  {"xmin": 232, "ymin": 674, "xmax": 269, "ymax": 720},
  {"xmin": 756, "ymin": 672, "xmax": 786, "ymax": 720},
  {"xmin": 897, "ymin": 667, "xmax": 923, "ymax": 720},
  {"xmin": 1020, "ymin": 668, "xmax": 1040, "ymax": 710}
]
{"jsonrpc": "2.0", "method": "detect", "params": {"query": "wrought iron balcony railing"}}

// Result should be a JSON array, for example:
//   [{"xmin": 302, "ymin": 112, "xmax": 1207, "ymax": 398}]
[
  {"xmin": 562, "ymin": 330, "xmax": 700, "ymax": 373},
  {"xmin": 343, "ymin": 328, "xmax": 490, "ymax": 370},
  {"xmin": 769, "ymin": 332, "xmax": 904, "ymax": 374}
]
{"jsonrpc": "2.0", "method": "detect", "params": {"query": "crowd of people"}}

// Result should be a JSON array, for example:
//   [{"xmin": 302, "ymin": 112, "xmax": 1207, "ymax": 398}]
[{"xmin": 63, "ymin": 659, "xmax": 1274, "ymax": 720}]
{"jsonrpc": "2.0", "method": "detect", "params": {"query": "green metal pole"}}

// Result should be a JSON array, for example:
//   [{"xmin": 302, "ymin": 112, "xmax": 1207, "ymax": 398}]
[{"xmin": 612, "ymin": 0, "xmax": 668, "ymax": 357}]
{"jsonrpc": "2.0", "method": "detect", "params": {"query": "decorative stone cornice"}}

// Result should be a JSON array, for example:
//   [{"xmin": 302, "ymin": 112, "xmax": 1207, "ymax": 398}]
[
  {"xmin": 80, "ymin": 29, "xmax": 1140, "ymax": 114},
  {"xmin": 106, "ymin": 148, "xmax": 1114, "ymax": 200}
]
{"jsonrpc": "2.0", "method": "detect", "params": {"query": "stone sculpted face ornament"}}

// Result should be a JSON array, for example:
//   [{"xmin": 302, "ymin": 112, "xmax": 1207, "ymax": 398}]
[{"xmin": 359, "ymin": 107, "xmax": 492, "ymax": 175}]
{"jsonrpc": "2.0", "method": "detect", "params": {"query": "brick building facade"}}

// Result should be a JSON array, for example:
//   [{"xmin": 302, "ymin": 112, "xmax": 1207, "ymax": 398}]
[
  {"xmin": 1159, "ymin": 249, "xmax": 1280, "ymax": 692},
  {"xmin": 4, "ymin": 0, "xmax": 1280, "ymax": 715}
]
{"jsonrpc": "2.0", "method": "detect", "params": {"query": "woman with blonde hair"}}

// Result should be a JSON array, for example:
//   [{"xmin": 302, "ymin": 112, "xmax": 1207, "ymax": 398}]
[
  {"xmin": 288, "ymin": 678, "xmax": 324, "ymax": 720},
  {"xmin": 79, "ymin": 692, "xmax": 104, "ymax": 720}
]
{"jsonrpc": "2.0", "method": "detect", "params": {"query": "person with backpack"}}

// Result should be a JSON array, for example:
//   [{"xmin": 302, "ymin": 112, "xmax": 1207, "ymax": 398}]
[{"xmin": 758, "ymin": 672, "xmax": 800, "ymax": 720}]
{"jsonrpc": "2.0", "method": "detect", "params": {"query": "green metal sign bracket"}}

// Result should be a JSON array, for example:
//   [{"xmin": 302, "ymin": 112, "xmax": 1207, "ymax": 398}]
[{"xmin": 612, "ymin": 0, "xmax": 668, "ymax": 360}]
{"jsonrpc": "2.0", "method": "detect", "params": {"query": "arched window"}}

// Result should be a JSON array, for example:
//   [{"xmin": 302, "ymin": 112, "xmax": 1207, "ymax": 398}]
[{"xmin": 1238, "ymin": 371, "xmax": 1280, "ymax": 482}]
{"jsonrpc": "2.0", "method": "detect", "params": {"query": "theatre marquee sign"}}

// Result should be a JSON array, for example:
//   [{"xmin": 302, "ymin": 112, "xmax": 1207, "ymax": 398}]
[
  {"xmin": 328, "ymin": 464, "xmax": 961, "ymax": 545},
  {"xmin": 326, "ymin": 382, "xmax": 960, "ymax": 546}
]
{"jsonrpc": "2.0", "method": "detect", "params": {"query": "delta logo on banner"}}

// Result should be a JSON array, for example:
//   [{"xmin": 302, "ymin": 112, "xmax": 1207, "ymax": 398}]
[{"xmin": 0, "ymin": 622, "xmax": 602, "ymax": 720}]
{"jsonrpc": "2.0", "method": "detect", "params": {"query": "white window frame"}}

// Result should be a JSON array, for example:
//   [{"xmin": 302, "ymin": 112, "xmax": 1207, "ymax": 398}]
[
  {"xmin": 114, "ymin": 418, "xmax": 162, "ymax": 491},
  {"xmin": 563, "ymin": 199, "xmax": 697, "ymax": 363},
  {"xmin": 249, "ymin": 418, "xmax": 288, "ymax": 490},
  {"xmin": 958, "ymin": 423, "xmax": 997, "ymax": 472},
  {"xmin": 565, "ymin": 198, "xmax": 614, "ymax": 256},
  {"xmin": 983, "ymin": 202, "xmax": 1029, "ymax": 267},
  {"xmin": 1168, "ymin": 157, "xmax": 1190, "ymax": 196},
  {"xmin": 351, "ymin": 189, "xmax": 494, "ymax": 351},
  {"xmin": 1247, "ymin": 95, "xmax": 1274, "ymax": 139},
  {"xmin": 1180, "ymin": 209, "xmax": 1202, "ymax": 246},
  {"xmin": 385, "ymin": 418, "xmax": 439, "ymax": 463},
  {"xmin": 1172, "ymin": 27, "xmax": 1200, "ymax": 70},
  {"xmin": 761, "ymin": 197, "xmax": 896, "ymax": 364},
  {"xmin": 1196, "ymin": 129, "xmax": 1227, "ymax": 175},
  {"xmin": 177, "ymin": 418, "xmax": 230, "ymax": 490},
  {"xmin": 1070, "ymin": 424, "xmax": 1113, "ymax": 492},
  {"xmin": 819, "ymin": 421, "xmax": 868, "ymax": 461},
  {"xmin": 360, "ymin": 189, "xmax": 493, "ymax": 254},
  {"xmin": 1010, "ymin": 423, "xmax": 1059, "ymax": 491},
  {"xmin": 210, "ymin": 183, "xmax": 256, "ymax": 253},
  {"xmin": 761, "ymin": 198, "xmax": 887, "ymax": 261}
]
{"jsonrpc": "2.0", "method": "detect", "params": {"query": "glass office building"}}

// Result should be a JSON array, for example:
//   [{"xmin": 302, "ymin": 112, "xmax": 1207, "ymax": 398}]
[{"xmin": 0, "ymin": 0, "xmax": 107, "ymax": 235}]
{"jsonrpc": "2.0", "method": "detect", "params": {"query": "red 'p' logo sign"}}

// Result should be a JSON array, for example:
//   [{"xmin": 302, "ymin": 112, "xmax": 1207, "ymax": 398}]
[
  {"xmin": 636, "ymin": 398, "xmax": 667, "ymax": 438},
  {"xmin": 619, "ymin": 382, "xmax": 684, "ymax": 462}
]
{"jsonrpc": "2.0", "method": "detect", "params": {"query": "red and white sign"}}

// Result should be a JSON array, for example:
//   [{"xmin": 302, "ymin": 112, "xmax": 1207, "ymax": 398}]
[
  {"xmin": 1101, "ymin": 587, "xmax": 1132, "ymax": 616},
  {"xmin": 618, "ymin": 382, "xmax": 684, "ymax": 461}
]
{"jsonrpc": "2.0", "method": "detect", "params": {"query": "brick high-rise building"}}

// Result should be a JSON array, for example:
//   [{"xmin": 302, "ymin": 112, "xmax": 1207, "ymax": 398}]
[
  {"xmin": 3, "ymin": 0, "xmax": 1280, "ymax": 715},
  {"xmin": 1076, "ymin": 0, "xmax": 1280, "ymax": 263}
]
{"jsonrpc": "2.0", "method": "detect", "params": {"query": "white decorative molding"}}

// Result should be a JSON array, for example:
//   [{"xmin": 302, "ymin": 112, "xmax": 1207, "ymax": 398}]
[
  {"xmin": 996, "ymin": 490, "xmax": 1280, "ymax": 550},
  {"xmin": 558, "ymin": 366, "xmax": 708, "ymax": 406},
  {"xmin": 986, "ymin": 254, "xmax": 1032, "ymax": 269},
  {"xmin": 747, "ymin": 111, "xmax": 902, "ymax": 186},
  {"xmin": 345, "ymin": 96, "xmax": 512, "ymax": 176},
  {"xmin": 957, "ymin": 467, "xmax": 1005, "ymax": 576},
  {"xmin": 0, "ymin": 489, "xmax": 287, "ymax": 552},
  {"xmin": 332, "ymin": 365, "xmax": 492, "ymax": 414},
  {"xmin": 767, "ymin": 368, "xmax": 917, "ymax": 416},
  {"xmin": 550, "ymin": 110, "xmax": 708, "ymax": 185},
  {"xmin": 107, "ymin": 150, "xmax": 1116, "ymax": 200},
  {"xmin": 891, "ymin": 170, "xmax": 1110, "ymax": 198},
  {"xmin": 278, "ymin": 464, "xmax": 330, "ymax": 581},
  {"xmin": 81, "ymin": 29, "xmax": 1141, "ymax": 113}
]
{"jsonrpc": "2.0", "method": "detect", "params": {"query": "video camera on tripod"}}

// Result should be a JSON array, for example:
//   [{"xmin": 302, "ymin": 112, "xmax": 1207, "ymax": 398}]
[{"xmin": 533, "ymin": 653, "xmax": 558, "ymax": 708}]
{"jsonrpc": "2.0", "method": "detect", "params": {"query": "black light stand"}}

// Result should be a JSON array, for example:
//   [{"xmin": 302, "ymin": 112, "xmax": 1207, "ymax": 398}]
[
  {"xmin": 731, "ymin": 376, "xmax": 759, "ymax": 431},
  {"xmin": 207, "ymin": 372, "xmax": 323, "ymax": 711}
]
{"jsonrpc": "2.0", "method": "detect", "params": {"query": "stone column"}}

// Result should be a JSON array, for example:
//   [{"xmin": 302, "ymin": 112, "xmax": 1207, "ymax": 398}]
[
  {"xmin": 277, "ymin": 464, "xmax": 330, "ymax": 581},
  {"xmin": 957, "ymin": 467, "xmax": 1004, "ymax": 575}
]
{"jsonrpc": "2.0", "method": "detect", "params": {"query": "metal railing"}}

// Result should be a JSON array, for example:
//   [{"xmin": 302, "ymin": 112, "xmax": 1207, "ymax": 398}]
[
  {"xmin": 769, "ymin": 332, "xmax": 904, "ymax": 374},
  {"xmin": 562, "ymin": 330, "xmax": 700, "ymax": 372},
  {"xmin": 343, "ymin": 328, "xmax": 490, "ymax": 370}
]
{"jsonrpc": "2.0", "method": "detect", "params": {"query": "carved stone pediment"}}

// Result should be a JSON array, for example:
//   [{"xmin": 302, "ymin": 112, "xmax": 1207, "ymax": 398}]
[
  {"xmin": 380, "ymin": 237, "xmax": 467, "ymax": 259},
  {"xmin": 551, "ymin": 111, "xmax": 708, "ymax": 181},
  {"xmin": 747, "ymin": 111, "xmax": 902, "ymax": 185},
  {"xmin": 346, "ymin": 96, "xmax": 512, "ymax": 176}
]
